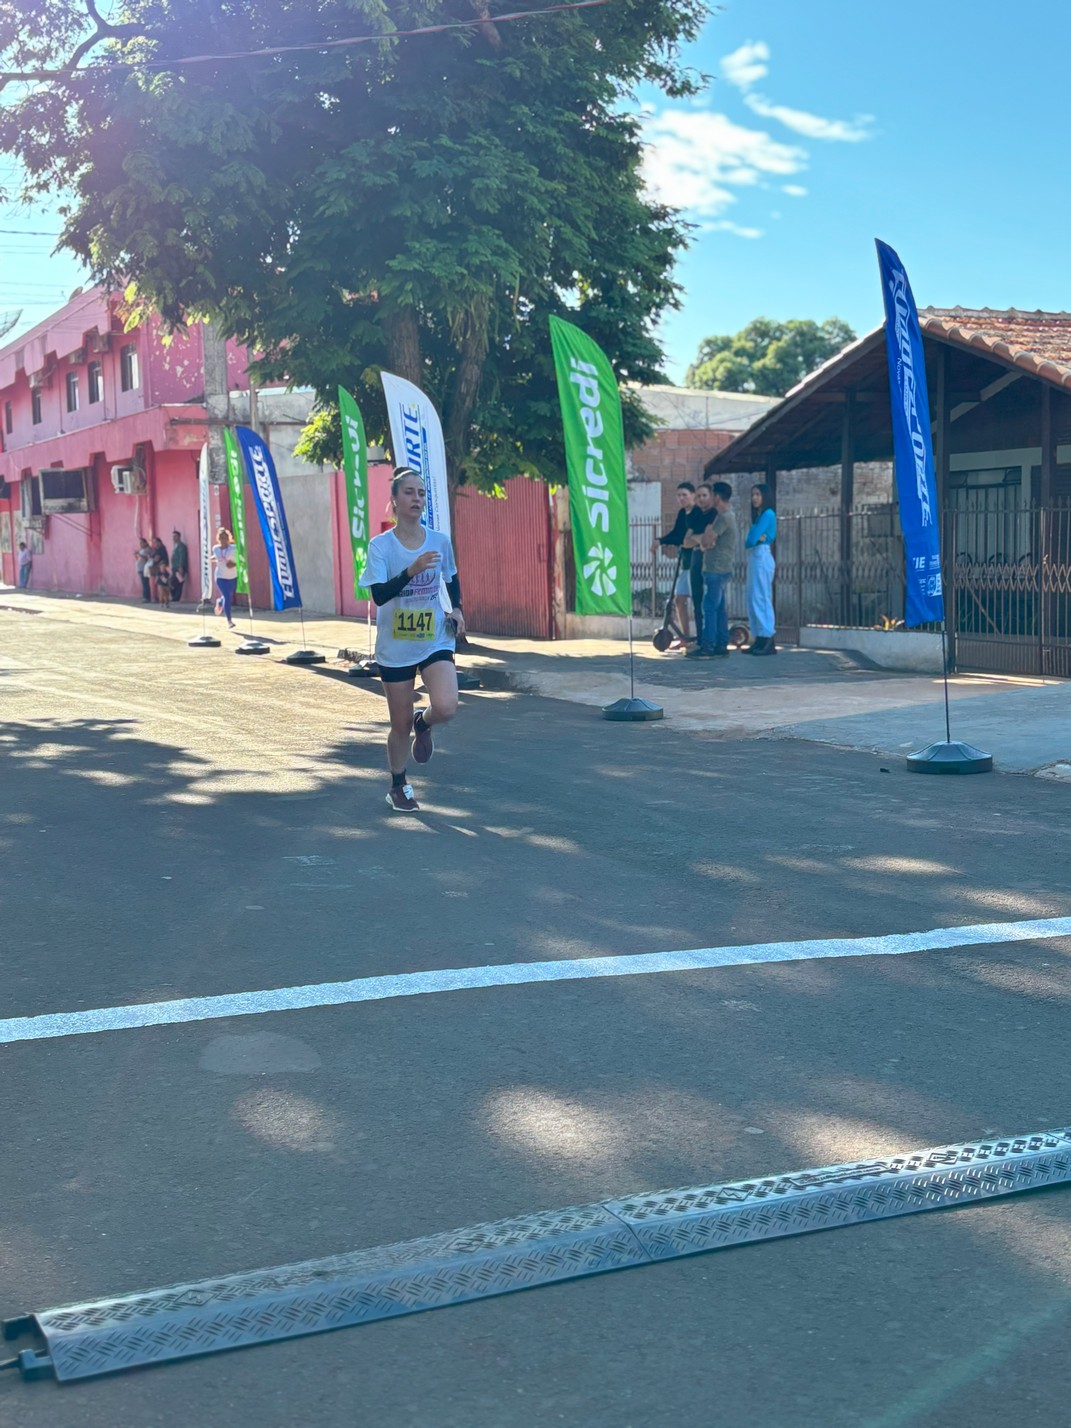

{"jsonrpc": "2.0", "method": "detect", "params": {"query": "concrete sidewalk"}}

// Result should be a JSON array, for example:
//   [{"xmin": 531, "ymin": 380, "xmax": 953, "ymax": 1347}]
[
  {"xmin": 462, "ymin": 632, "xmax": 1071, "ymax": 776},
  {"xmin": 4, "ymin": 585, "xmax": 1071, "ymax": 776}
]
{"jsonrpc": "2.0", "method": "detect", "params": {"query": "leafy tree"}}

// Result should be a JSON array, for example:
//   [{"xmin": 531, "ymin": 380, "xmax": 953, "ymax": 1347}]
[
  {"xmin": 0, "ymin": 0, "xmax": 710, "ymax": 489},
  {"xmin": 686, "ymin": 317, "xmax": 856, "ymax": 398}
]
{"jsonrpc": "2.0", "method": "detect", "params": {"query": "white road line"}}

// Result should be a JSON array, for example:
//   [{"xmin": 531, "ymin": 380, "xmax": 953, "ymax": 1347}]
[{"xmin": 3, "ymin": 916, "xmax": 1070, "ymax": 1047}]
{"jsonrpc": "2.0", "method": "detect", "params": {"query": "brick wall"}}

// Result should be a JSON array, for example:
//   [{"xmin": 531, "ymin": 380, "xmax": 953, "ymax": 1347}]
[
  {"xmin": 631, "ymin": 427, "xmax": 894, "ymax": 526},
  {"xmin": 629, "ymin": 428, "xmax": 736, "ymax": 527},
  {"xmin": 775, "ymin": 461, "xmax": 894, "ymax": 514}
]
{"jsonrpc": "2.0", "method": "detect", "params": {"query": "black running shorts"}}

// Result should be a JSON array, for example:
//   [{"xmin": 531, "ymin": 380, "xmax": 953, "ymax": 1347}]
[{"xmin": 377, "ymin": 649, "xmax": 455, "ymax": 684}]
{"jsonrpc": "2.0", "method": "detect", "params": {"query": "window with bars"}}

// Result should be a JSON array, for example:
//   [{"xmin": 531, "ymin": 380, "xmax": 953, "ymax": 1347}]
[{"xmin": 40, "ymin": 467, "xmax": 92, "ymax": 513}]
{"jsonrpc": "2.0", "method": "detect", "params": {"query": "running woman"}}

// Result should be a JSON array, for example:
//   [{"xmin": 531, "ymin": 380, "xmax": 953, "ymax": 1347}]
[{"xmin": 359, "ymin": 467, "xmax": 465, "ymax": 813}]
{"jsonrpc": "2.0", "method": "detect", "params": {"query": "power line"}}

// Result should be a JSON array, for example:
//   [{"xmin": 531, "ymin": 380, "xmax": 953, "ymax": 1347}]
[{"xmin": 1, "ymin": 0, "xmax": 614, "ymax": 79}]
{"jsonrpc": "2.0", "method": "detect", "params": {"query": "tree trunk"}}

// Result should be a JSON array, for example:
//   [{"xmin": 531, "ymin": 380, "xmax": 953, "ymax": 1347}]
[
  {"xmin": 443, "ymin": 298, "xmax": 490, "ymax": 483},
  {"xmin": 383, "ymin": 305, "xmax": 422, "ymax": 386}
]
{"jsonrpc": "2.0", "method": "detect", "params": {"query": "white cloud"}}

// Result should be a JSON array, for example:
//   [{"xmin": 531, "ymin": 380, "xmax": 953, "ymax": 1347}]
[
  {"xmin": 641, "ymin": 109, "xmax": 806, "ymax": 221},
  {"xmin": 721, "ymin": 41, "xmax": 769, "ymax": 91},
  {"xmin": 745, "ymin": 93, "xmax": 873, "ymax": 143},
  {"xmin": 640, "ymin": 44, "xmax": 873, "ymax": 240},
  {"xmin": 720, "ymin": 39, "xmax": 875, "ymax": 144},
  {"xmin": 703, "ymin": 220, "xmax": 765, "ymax": 239}
]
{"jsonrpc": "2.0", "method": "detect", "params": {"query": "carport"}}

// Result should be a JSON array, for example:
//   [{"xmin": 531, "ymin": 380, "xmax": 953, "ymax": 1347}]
[{"xmin": 706, "ymin": 308, "xmax": 1071, "ymax": 675}]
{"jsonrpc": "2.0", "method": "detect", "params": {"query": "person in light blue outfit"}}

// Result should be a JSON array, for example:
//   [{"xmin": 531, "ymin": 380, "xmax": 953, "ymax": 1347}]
[{"xmin": 744, "ymin": 483, "xmax": 777, "ymax": 655}]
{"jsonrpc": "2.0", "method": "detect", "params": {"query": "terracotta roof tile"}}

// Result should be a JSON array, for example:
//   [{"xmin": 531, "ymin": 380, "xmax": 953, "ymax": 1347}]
[{"xmin": 919, "ymin": 307, "xmax": 1071, "ymax": 390}]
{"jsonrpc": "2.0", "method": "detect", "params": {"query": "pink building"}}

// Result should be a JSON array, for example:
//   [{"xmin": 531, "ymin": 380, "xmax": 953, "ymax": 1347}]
[
  {"xmin": 0, "ymin": 287, "xmax": 604, "ymax": 641},
  {"xmin": 0, "ymin": 287, "xmax": 250, "ymax": 594}
]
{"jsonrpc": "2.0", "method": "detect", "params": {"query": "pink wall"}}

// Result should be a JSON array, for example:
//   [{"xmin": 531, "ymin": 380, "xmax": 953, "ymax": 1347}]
[
  {"xmin": 454, "ymin": 478, "xmax": 554, "ymax": 638},
  {"xmin": 0, "ymin": 484, "xmax": 12, "ymax": 585},
  {"xmin": 1, "ymin": 327, "xmax": 143, "ymax": 451},
  {"xmin": 24, "ymin": 503, "xmax": 97, "ymax": 594},
  {"xmin": 149, "ymin": 450, "xmax": 202, "ymax": 598},
  {"xmin": 96, "ymin": 459, "xmax": 146, "ymax": 598},
  {"xmin": 145, "ymin": 324, "xmax": 204, "ymax": 406},
  {"xmin": 17, "ymin": 450, "xmax": 202, "ymax": 598},
  {"xmin": 0, "ymin": 288, "xmax": 251, "ymax": 598},
  {"xmin": 143, "ymin": 321, "xmax": 251, "ymax": 406}
]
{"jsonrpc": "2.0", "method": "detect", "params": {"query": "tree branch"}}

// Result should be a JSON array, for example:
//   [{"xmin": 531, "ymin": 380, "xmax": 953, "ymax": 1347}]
[
  {"xmin": 471, "ymin": 0, "xmax": 502, "ymax": 50},
  {"xmin": 0, "ymin": 0, "xmax": 143, "ymax": 88}
]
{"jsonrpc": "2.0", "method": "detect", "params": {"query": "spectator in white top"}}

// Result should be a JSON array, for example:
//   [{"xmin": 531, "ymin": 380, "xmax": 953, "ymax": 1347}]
[
  {"xmin": 212, "ymin": 527, "xmax": 239, "ymax": 627},
  {"xmin": 135, "ymin": 536, "xmax": 152, "ymax": 602}
]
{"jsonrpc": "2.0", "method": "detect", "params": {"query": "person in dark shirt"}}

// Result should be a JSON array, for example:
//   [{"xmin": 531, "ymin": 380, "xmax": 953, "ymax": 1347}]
[
  {"xmin": 682, "ymin": 483, "xmax": 716, "ymax": 646},
  {"xmin": 651, "ymin": 482, "xmax": 698, "ymax": 646},
  {"xmin": 170, "ymin": 529, "xmax": 189, "ymax": 603}
]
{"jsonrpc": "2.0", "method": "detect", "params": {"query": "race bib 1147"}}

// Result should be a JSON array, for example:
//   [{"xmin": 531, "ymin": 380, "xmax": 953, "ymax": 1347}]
[{"xmin": 392, "ymin": 607, "xmax": 436, "ymax": 641}]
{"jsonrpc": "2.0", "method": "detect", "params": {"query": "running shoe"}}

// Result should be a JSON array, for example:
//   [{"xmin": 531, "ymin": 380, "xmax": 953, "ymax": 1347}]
[
  {"xmin": 412, "ymin": 709, "xmax": 434, "ymax": 764},
  {"xmin": 385, "ymin": 783, "xmax": 420, "ymax": 813}
]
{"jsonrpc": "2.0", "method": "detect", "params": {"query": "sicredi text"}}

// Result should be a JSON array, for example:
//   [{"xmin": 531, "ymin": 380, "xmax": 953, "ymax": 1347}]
[{"xmin": 568, "ymin": 357, "xmax": 610, "ymax": 534}]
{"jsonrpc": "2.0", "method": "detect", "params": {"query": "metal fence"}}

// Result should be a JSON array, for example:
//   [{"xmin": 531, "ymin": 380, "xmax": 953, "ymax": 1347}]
[
  {"xmin": 630, "ymin": 518, "xmax": 751, "ymax": 630},
  {"xmin": 632, "ymin": 507, "xmax": 906, "ymax": 641},
  {"xmin": 948, "ymin": 501, "xmax": 1071, "ymax": 677}
]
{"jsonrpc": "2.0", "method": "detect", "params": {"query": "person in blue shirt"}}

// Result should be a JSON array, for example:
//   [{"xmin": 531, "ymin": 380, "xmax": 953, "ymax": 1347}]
[{"xmin": 744, "ymin": 483, "xmax": 777, "ymax": 655}]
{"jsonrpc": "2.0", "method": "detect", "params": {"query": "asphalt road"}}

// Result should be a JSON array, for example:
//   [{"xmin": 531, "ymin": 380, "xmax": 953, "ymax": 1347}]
[{"xmin": 3, "ymin": 605, "xmax": 1071, "ymax": 1427}]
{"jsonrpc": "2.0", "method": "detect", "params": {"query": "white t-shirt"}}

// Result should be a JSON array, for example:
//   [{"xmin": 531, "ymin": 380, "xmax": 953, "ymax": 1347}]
[
  {"xmin": 212, "ymin": 544, "xmax": 238, "ymax": 581},
  {"xmin": 359, "ymin": 528, "xmax": 457, "ymax": 668}
]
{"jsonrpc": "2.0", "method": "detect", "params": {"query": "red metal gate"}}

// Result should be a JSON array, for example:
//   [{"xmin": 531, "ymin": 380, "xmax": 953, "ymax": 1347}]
[{"xmin": 454, "ymin": 477, "xmax": 554, "ymax": 638}]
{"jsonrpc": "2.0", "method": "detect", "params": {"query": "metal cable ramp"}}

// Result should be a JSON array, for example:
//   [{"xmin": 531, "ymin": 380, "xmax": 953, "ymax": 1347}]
[{"xmin": 5, "ymin": 1128, "xmax": 1071, "ymax": 1383}]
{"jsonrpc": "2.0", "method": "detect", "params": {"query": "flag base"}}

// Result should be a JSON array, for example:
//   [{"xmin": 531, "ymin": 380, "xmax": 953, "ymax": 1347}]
[
  {"xmin": 284, "ymin": 649, "xmax": 326, "ymax": 666},
  {"xmin": 187, "ymin": 635, "xmax": 221, "ymax": 649},
  {"xmin": 347, "ymin": 660, "xmax": 379, "ymax": 679},
  {"xmin": 236, "ymin": 639, "xmax": 271, "ymax": 657},
  {"xmin": 602, "ymin": 697, "xmax": 664, "ymax": 722},
  {"xmin": 906, "ymin": 740, "xmax": 993, "ymax": 774}
]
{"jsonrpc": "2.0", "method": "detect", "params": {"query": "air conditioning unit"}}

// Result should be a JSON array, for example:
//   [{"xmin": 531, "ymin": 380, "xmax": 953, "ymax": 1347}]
[
  {"xmin": 69, "ymin": 348, "xmax": 86, "ymax": 365},
  {"xmin": 111, "ymin": 462, "xmax": 147, "ymax": 495},
  {"xmin": 89, "ymin": 330, "xmax": 113, "ymax": 354}
]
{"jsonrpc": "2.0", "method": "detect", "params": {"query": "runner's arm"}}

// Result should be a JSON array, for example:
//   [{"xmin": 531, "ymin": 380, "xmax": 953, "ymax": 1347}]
[
  {"xmin": 369, "ymin": 568, "xmax": 413, "ymax": 605},
  {"xmin": 446, "ymin": 573, "xmax": 462, "ymax": 610}
]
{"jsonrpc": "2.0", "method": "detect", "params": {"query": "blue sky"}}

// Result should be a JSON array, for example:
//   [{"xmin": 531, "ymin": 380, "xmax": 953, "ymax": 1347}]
[
  {"xmin": 640, "ymin": 0, "xmax": 1071, "ymax": 380},
  {"xmin": 1, "ymin": 0, "xmax": 1067, "ymax": 382}
]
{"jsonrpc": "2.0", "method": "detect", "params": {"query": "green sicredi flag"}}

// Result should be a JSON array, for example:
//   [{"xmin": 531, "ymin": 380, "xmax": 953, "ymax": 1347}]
[
  {"xmin": 338, "ymin": 386, "xmax": 370, "ymax": 598},
  {"xmin": 221, "ymin": 426, "xmax": 249, "ymax": 594},
  {"xmin": 549, "ymin": 315, "xmax": 630, "ymax": 616}
]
